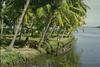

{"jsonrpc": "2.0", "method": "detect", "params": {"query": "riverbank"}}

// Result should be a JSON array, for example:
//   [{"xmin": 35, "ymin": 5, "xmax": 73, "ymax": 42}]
[
  {"xmin": 0, "ymin": 47, "xmax": 46, "ymax": 67},
  {"xmin": 0, "ymin": 37, "xmax": 74, "ymax": 67}
]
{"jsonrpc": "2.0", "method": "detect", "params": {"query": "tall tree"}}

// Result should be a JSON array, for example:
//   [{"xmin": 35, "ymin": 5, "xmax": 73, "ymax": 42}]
[
  {"xmin": 0, "ymin": 1, "xmax": 6, "ymax": 39},
  {"xmin": 9, "ymin": 0, "xmax": 30, "ymax": 48}
]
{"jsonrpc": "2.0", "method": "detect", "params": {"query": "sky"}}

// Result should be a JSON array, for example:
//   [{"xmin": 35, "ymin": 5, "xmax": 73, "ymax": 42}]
[{"xmin": 85, "ymin": 0, "xmax": 100, "ymax": 26}]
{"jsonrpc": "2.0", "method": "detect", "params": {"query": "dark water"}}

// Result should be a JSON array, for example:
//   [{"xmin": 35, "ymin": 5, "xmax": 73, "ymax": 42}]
[{"xmin": 19, "ymin": 27, "xmax": 100, "ymax": 67}]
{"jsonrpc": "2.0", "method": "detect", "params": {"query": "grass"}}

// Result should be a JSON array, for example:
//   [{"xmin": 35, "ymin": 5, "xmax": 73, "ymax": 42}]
[
  {"xmin": 0, "ymin": 36, "xmax": 74, "ymax": 66},
  {"xmin": 0, "ymin": 51, "xmax": 25, "ymax": 67},
  {"xmin": 0, "ymin": 47, "xmax": 45, "ymax": 67}
]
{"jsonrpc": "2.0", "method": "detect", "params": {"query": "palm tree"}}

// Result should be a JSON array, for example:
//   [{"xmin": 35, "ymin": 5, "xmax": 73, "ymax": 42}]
[
  {"xmin": 0, "ymin": 1, "xmax": 6, "ymax": 39},
  {"xmin": 0, "ymin": 0, "xmax": 87, "ymax": 50},
  {"xmin": 35, "ymin": 0, "xmax": 87, "ymax": 48},
  {"xmin": 9, "ymin": 0, "xmax": 30, "ymax": 48}
]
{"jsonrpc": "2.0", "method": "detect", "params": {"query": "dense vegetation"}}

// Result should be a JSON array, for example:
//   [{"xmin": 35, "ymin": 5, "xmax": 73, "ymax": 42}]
[
  {"xmin": 0, "ymin": 0, "xmax": 88, "ymax": 66},
  {"xmin": 0, "ymin": 0, "xmax": 87, "ymax": 52}
]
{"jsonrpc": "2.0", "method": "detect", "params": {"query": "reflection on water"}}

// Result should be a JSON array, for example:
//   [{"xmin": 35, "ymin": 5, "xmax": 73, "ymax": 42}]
[
  {"xmin": 31, "ymin": 45, "xmax": 80, "ymax": 67},
  {"xmin": 11, "ymin": 27, "xmax": 100, "ymax": 67}
]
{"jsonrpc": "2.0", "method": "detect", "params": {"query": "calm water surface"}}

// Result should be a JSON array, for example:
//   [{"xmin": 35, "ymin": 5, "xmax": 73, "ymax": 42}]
[
  {"xmin": 75, "ymin": 27, "xmax": 100, "ymax": 67},
  {"xmin": 19, "ymin": 27, "xmax": 100, "ymax": 67}
]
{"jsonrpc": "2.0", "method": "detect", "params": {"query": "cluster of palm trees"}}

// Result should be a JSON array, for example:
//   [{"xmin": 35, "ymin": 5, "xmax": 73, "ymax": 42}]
[{"xmin": 0, "ymin": 0, "xmax": 88, "ymax": 49}]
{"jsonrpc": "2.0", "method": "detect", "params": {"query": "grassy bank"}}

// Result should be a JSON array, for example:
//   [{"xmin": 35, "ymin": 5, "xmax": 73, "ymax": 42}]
[
  {"xmin": 0, "ymin": 47, "xmax": 45, "ymax": 67},
  {"xmin": 0, "ymin": 37, "xmax": 74, "ymax": 67}
]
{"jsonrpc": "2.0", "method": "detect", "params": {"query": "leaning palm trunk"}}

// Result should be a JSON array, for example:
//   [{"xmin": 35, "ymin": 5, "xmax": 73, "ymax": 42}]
[
  {"xmin": 18, "ymin": 23, "xmax": 24, "ymax": 40},
  {"xmin": 18, "ymin": 25, "xmax": 22, "ymax": 40},
  {"xmin": 0, "ymin": 16, "xmax": 4, "ymax": 39},
  {"xmin": 9, "ymin": 0, "xmax": 30, "ymax": 48},
  {"xmin": 48, "ymin": 24, "xmax": 56, "ymax": 38},
  {"xmin": 38, "ymin": 16, "xmax": 53, "ymax": 47},
  {"xmin": 61, "ymin": 28, "xmax": 66, "ymax": 40},
  {"xmin": 65, "ymin": 28, "xmax": 73, "ymax": 38}
]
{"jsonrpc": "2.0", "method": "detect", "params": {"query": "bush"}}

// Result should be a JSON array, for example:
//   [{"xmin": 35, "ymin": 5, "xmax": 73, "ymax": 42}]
[{"xmin": 0, "ymin": 51, "xmax": 26, "ymax": 66}]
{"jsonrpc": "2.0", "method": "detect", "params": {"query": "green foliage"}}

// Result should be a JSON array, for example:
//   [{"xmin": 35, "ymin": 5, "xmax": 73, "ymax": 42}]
[
  {"xmin": 0, "ymin": 0, "xmax": 87, "ymax": 32},
  {"xmin": 0, "ymin": 0, "xmax": 88, "ymax": 48},
  {"xmin": 0, "ymin": 1, "xmax": 88, "ymax": 66},
  {"xmin": 0, "ymin": 51, "xmax": 25, "ymax": 65}
]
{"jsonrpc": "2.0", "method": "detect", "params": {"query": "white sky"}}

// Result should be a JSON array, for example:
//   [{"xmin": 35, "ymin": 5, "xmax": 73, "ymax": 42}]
[{"xmin": 85, "ymin": 0, "xmax": 100, "ymax": 26}]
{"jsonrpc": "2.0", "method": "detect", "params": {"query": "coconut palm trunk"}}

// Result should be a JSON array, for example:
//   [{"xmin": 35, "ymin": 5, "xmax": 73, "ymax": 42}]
[
  {"xmin": 18, "ymin": 23, "xmax": 24, "ymax": 40},
  {"xmin": 0, "ymin": 16, "xmax": 4, "ymax": 39},
  {"xmin": 39, "ymin": 16, "xmax": 53, "ymax": 47},
  {"xmin": 9, "ymin": 0, "xmax": 30, "ymax": 48},
  {"xmin": 0, "ymin": 1, "xmax": 5, "ymax": 39},
  {"xmin": 61, "ymin": 28, "xmax": 66, "ymax": 39},
  {"xmin": 48, "ymin": 24, "xmax": 56, "ymax": 38}
]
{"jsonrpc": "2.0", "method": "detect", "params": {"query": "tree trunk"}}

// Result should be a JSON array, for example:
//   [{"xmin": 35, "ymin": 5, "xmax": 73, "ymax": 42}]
[
  {"xmin": 19, "ymin": 23, "xmax": 23, "ymax": 40},
  {"xmin": 49, "ymin": 24, "xmax": 56, "ymax": 38},
  {"xmin": 38, "ymin": 16, "xmax": 53, "ymax": 47},
  {"xmin": 9, "ymin": 0, "xmax": 30, "ymax": 48},
  {"xmin": 0, "ymin": 16, "xmax": 4, "ymax": 39},
  {"xmin": 61, "ymin": 28, "xmax": 66, "ymax": 39},
  {"xmin": 12, "ymin": 21, "xmax": 15, "ymax": 34},
  {"xmin": 56, "ymin": 26, "xmax": 61, "ymax": 52}
]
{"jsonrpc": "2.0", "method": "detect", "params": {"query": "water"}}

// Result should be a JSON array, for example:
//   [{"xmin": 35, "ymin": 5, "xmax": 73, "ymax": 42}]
[
  {"xmin": 75, "ymin": 27, "xmax": 100, "ymax": 67},
  {"xmin": 19, "ymin": 27, "xmax": 100, "ymax": 67}
]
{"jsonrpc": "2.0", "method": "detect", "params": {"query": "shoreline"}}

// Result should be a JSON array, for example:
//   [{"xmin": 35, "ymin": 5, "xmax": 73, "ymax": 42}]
[{"xmin": 0, "ymin": 37, "xmax": 74, "ymax": 67}]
